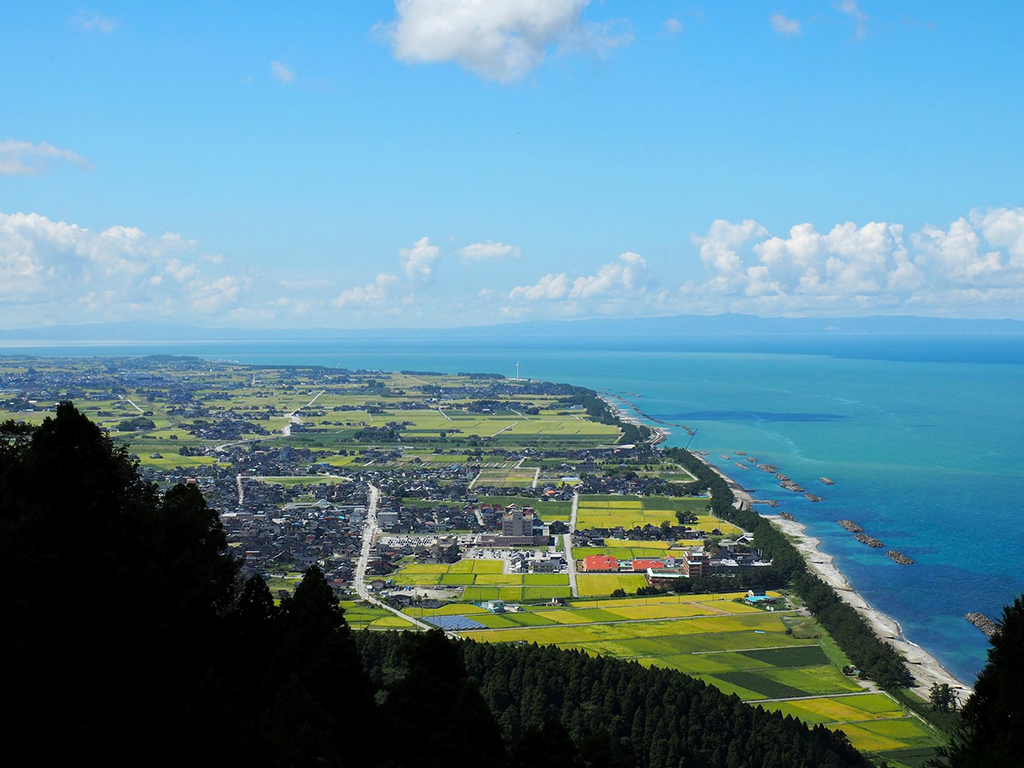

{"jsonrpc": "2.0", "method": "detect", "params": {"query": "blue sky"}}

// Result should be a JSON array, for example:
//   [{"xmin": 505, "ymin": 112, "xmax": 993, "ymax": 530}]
[{"xmin": 2, "ymin": 1, "xmax": 1023, "ymax": 328}]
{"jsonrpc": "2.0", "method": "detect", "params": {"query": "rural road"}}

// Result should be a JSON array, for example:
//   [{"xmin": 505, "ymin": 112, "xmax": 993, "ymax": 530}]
[
  {"xmin": 282, "ymin": 389, "xmax": 325, "ymax": 437},
  {"xmin": 565, "ymin": 491, "xmax": 580, "ymax": 597},
  {"xmin": 354, "ymin": 484, "xmax": 434, "ymax": 632},
  {"xmin": 117, "ymin": 394, "xmax": 144, "ymax": 414}
]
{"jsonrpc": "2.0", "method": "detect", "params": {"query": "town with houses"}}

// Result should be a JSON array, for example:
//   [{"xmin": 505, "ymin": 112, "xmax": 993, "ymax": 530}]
[{"xmin": 2, "ymin": 355, "xmax": 947, "ymax": 759}]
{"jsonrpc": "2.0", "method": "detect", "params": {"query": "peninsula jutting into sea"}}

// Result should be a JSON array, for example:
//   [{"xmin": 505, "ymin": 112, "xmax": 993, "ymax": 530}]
[{"xmin": 1, "ymin": 351, "xmax": 1006, "ymax": 766}]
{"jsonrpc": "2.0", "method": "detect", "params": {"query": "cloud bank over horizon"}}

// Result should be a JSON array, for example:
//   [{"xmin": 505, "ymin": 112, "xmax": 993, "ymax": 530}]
[{"xmin": 3, "ymin": 207, "xmax": 1024, "ymax": 329}]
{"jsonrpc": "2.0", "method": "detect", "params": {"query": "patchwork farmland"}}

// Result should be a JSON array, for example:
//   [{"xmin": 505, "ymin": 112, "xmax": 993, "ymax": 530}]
[{"xmin": 437, "ymin": 593, "xmax": 940, "ymax": 758}]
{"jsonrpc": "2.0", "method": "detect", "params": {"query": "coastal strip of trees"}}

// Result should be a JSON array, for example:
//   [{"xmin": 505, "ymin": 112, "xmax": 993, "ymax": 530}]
[
  {"xmin": 663, "ymin": 447, "xmax": 914, "ymax": 690},
  {"xmin": 567, "ymin": 387, "xmax": 652, "ymax": 446}
]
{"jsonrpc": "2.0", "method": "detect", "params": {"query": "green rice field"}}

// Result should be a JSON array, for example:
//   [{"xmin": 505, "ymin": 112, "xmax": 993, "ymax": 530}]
[
  {"xmin": 447, "ymin": 593, "xmax": 941, "ymax": 757},
  {"xmin": 386, "ymin": 560, "xmax": 572, "ymax": 601}
]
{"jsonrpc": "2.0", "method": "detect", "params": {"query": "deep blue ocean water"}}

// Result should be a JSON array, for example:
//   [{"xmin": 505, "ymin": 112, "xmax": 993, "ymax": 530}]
[{"xmin": 4, "ymin": 333, "xmax": 1022, "ymax": 684}]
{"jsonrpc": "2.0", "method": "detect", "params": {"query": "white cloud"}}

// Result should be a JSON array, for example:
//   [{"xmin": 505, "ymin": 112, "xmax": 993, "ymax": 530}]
[
  {"xmin": 770, "ymin": 13, "xmax": 801, "ymax": 36},
  {"xmin": 331, "ymin": 273, "xmax": 400, "ymax": 308},
  {"xmin": 972, "ymin": 207, "xmax": 1024, "ymax": 268},
  {"xmin": 912, "ymin": 218, "xmax": 1002, "ymax": 282},
  {"xmin": 0, "ymin": 211, "xmax": 245, "ymax": 325},
  {"xmin": 510, "ymin": 272, "xmax": 570, "ymax": 301},
  {"xmin": 683, "ymin": 209, "xmax": 1024, "ymax": 316},
  {"xmin": 191, "ymin": 275, "xmax": 247, "ymax": 313},
  {"xmin": 270, "ymin": 60, "xmax": 295, "ymax": 83},
  {"xmin": 381, "ymin": 0, "xmax": 630, "ymax": 83},
  {"xmin": 510, "ymin": 252, "xmax": 653, "ymax": 303},
  {"xmin": 691, "ymin": 219, "xmax": 768, "ymax": 292},
  {"xmin": 399, "ymin": 236, "xmax": 441, "ymax": 281},
  {"xmin": 72, "ymin": 11, "xmax": 119, "ymax": 33},
  {"xmin": 459, "ymin": 240, "xmax": 521, "ymax": 261},
  {"xmin": 570, "ymin": 251, "xmax": 652, "ymax": 299},
  {"xmin": 833, "ymin": 0, "xmax": 869, "ymax": 39},
  {"xmin": 662, "ymin": 18, "xmax": 683, "ymax": 36},
  {"xmin": 0, "ymin": 139, "xmax": 91, "ymax": 176}
]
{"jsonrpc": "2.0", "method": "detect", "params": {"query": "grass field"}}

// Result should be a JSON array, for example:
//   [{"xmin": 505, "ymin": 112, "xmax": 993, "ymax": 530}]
[
  {"xmin": 576, "ymin": 573, "xmax": 649, "ymax": 596},
  {"xmin": 386, "ymin": 560, "xmax": 571, "ymax": 600},
  {"xmin": 340, "ymin": 600, "xmax": 417, "ymax": 630},
  {"xmin": 464, "ymin": 585, "xmax": 573, "ymax": 601},
  {"xmin": 575, "ymin": 538, "xmax": 701, "ymax": 560}
]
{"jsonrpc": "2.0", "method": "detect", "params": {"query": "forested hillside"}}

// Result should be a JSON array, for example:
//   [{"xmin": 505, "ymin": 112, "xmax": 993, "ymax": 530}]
[{"xmin": 359, "ymin": 632, "xmax": 868, "ymax": 768}]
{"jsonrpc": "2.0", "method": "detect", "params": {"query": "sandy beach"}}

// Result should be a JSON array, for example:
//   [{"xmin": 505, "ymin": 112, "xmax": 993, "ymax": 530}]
[
  {"xmin": 607, "ymin": 394, "xmax": 972, "ymax": 700},
  {"xmin": 694, "ymin": 453, "xmax": 972, "ymax": 700},
  {"xmin": 765, "ymin": 512, "xmax": 972, "ymax": 699},
  {"xmin": 599, "ymin": 393, "xmax": 669, "ymax": 445}
]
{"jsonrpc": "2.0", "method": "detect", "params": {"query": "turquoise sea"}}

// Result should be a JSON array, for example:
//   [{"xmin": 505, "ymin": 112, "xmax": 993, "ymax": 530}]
[{"xmin": 5, "ymin": 333, "xmax": 1023, "ymax": 685}]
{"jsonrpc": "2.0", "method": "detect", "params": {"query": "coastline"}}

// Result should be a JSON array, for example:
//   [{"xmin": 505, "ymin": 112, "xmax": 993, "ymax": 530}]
[
  {"xmin": 598, "ymin": 393, "xmax": 670, "ymax": 445},
  {"xmin": 694, "ymin": 452, "xmax": 973, "ymax": 700}
]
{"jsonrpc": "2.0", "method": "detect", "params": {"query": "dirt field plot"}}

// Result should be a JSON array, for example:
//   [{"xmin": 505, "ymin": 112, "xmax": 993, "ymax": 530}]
[{"xmin": 474, "ymin": 468, "xmax": 539, "ymax": 486}]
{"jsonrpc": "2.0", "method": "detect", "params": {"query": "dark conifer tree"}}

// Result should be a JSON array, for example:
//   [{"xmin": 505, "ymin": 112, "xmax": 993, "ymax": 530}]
[{"xmin": 933, "ymin": 595, "xmax": 1024, "ymax": 767}]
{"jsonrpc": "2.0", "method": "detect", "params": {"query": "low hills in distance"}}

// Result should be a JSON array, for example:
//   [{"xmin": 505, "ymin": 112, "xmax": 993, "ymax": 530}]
[{"xmin": 2, "ymin": 314, "xmax": 1024, "ymax": 344}]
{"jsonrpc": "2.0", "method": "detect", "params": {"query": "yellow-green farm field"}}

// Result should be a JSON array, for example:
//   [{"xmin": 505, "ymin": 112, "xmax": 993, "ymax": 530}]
[
  {"xmin": 575, "ymin": 495, "xmax": 742, "ymax": 535},
  {"xmin": 575, "ymin": 573, "xmax": 649, "ymax": 596},
  {"xmin": 340, "ymin": 601, "xmax": 417, "ymax": 630},
  {"xmin": 385, "ymin": 560, "xmax": 571, "ymax": 601},
  {"xmin": 452, "ymin": 593, "xmax": 937, "ymax": 755}
]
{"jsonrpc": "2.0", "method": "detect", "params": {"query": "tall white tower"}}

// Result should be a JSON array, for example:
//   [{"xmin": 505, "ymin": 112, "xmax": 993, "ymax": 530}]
[{"xmin": 515, "ymin": 361, "xmax": 520, "ymax": 381}]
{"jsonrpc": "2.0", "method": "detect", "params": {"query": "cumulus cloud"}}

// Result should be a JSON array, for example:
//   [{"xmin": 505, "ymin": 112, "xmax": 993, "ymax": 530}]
[
  {"xmin": 684, "ymin": 209, "xmax": 1024, "ymax": 315},
  {"xmin": 972, "ymin": 207, "xmax": 1024, "ymax": 268},
  {"xmin": 270, "ymin": 60, "xmax": 295, "ymax": 83},
  {"xmin": 509, "ymin": 272, "xmax": 570, "ymax": 301},
  {"xmin": 0, "ymin": 211, "xmax": 245, "ymax": 325},
  {"xmin": 571, "ymin": 251, "xmax": 652, "ymax": 298},
  {"xmin": 459, "ymin": 240, "xmax": 521, "ymax": 260},
  {"xmin": 381, "ymin": 0, "xmax": 631, "ymax": 83},
  {"xmin": 0, "ymin": 139, "xmax": 91, "ymax": 176},
  {"xmin": 400, "ymin": 236, "xmax": 441, "ymax": 281},
  {"xmin": 71, "ymin": 11, "xmax": 119, "ymax": 33},
  {"xmin": 510, "ymin": 252, "xmax": 654, "ymax": 303},
  {"xmin": 691, "ymin": 219, "xmax": 768, "ymax": 292},
  {"xmin": 330, "ymin": 273, "xmax": 400, "ymax": 308},
  {"xmin": 770, "ymin": 13, "xmax": 801, "ymax": 36}
]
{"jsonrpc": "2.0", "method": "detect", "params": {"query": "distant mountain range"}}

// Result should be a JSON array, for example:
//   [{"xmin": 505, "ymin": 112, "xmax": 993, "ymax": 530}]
[{"xmin": 1, "ymin": 314, "xmax": 1023, "ymax": 343}]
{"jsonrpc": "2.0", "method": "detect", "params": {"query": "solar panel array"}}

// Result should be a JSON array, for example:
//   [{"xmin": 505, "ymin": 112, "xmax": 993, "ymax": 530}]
[{"xmin": 425, "ymin": 615, "xmax": 486, "ymax": 631}]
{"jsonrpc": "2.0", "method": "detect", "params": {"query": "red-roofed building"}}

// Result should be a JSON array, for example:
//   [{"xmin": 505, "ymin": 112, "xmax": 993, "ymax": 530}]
[
  {"xmin": 630, "ymin": 559, "xmax": 667, "ymax": 572},
  {"xmin": 582, "ymin": 555, "xmax": 619, "ymax": 572}
]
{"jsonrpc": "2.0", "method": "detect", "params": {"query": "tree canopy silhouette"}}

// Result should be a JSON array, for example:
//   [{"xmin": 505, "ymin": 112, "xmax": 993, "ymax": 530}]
[
  {"xmin": 933, "ymin": 596, "xmax": 1024, "ymax": 767},
  {"xmin": 0, "ymin": 403, "xmax": 376, "ymax": 767}
]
